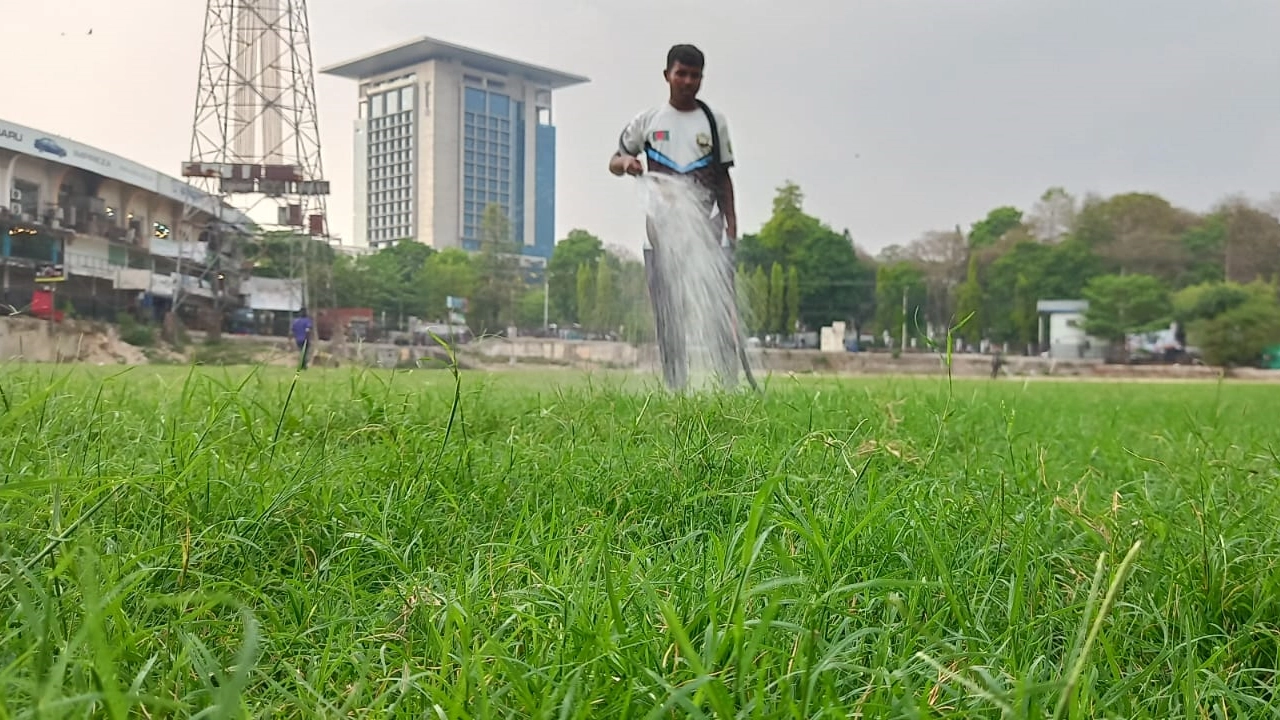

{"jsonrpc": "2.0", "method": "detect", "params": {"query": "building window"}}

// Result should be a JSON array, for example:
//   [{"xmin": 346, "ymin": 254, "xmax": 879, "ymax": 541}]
[
  {"xmin": 461, "ymin": 87, "xmax": 517, "ymax": 242},
  {"xmin": 365, "ymin": 93, "xmax": 416, "ymax": 246},
  {"xmin": 465, "ymin": 87, "xmax": 487, "ymax": 114}
]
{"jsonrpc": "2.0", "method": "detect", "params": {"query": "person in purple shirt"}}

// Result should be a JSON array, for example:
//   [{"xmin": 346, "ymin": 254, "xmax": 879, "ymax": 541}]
[{"xmin": 291, "ymin": 308, "xmax": 313, "ymax": 369}]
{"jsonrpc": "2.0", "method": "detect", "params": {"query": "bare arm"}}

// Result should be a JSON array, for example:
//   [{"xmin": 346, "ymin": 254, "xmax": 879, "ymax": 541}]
[
  {"xmin": 720, "ymin": 170, "xmax": 737, "ymax": 243},
  {"xmin": 613, "ymin": 113, "xmax": 646, "ymax": 177}
]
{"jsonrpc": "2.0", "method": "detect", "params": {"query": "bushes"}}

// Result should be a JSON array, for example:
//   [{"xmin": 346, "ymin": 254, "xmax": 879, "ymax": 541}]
[{"xmin": 116, "ymin": 313, "xmax": 156, "ymax": 347}]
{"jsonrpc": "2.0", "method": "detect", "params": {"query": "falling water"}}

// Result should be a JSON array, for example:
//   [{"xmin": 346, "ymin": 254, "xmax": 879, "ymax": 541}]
[{"xmin": 639, "ymin": 173, "xmax": 759, "ymax": 392}]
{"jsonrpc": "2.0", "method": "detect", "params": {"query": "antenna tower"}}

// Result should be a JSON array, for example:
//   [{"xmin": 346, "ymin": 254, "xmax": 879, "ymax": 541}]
[{"xmin": 182, "ymin": 0, "xmax": 330, "ymax": 332}]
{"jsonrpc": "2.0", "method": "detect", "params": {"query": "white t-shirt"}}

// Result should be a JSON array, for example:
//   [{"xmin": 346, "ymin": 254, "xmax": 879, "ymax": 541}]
[{"xmin": 618, "ymin": 102, "xmax": 736, "ymax": 249}]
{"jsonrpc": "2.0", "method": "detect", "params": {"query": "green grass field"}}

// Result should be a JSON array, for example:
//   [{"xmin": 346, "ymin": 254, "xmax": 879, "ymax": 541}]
[{"xmin": 2, "ymin": 364, "xmax": 1278, "ymax": 718}]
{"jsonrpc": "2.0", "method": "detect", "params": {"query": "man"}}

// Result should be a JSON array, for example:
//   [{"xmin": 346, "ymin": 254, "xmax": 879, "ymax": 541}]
[
  {"xmin": 291, "ymin": 308, "xmax": 313, "ymax": 370},
  {"xmin": 609, "ymin": 43, "xmax": 740, "ymax": 391}
]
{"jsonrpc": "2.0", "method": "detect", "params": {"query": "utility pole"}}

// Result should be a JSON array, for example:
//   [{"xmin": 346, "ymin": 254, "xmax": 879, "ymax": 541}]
[{"xmin": 900, "ymin": 285, "xmax": 908, "ymax": 353}]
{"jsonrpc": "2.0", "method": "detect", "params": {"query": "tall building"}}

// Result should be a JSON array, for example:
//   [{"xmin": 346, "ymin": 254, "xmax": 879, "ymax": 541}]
[{"xmin": 321, "ymin": 37, "xmax": 589, "ymax": 259}]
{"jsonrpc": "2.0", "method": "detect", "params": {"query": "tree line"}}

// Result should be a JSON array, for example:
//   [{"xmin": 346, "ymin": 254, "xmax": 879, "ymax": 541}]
[{"xmin": 249, "ymin": 181, "xmax": 1280, "ymax": 365}]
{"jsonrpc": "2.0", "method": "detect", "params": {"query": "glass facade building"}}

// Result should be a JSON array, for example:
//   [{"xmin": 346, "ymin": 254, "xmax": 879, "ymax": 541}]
[
  {"xmin": 462, "ymin": 86, "xmax": 516, "ymax": 251},
  {"xmin": 322, "ymin": 37, "xmax": 588, "ymax": 260}
]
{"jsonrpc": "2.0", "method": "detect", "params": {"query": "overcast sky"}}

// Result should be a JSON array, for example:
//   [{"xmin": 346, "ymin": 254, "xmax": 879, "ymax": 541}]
[{"xmin": 8, "ymin": 0, "xmax": 1280, "ymax": 256}]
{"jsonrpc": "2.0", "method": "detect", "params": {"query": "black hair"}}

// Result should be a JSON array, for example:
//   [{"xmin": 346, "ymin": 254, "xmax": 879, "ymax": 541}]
[{"xmin": 666, "ymin": 44, "xmax": 705, "ymax": 71}]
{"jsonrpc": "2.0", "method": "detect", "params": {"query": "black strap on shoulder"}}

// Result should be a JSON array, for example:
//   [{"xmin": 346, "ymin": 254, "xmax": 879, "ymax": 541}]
[{"xmin": 695, "ymin": 99, "xmax": 722, "ymax": 168}]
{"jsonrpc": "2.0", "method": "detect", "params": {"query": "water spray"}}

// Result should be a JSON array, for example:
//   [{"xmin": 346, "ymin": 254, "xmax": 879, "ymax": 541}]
[{"xmin": 637, "ymin": 173, "xmax": 760, "ymax": 393}]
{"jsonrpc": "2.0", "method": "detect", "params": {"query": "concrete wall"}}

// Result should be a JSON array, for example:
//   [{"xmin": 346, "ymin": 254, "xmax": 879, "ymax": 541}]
[
  {"xmin": 459, "ymin": 338, "xmax": 1269, "ymax": 380},
  {"xmin": 0, "ymin": 317, "xmax": 146, "ymax": 364},
  {"xmin": 468, "ymin": 337, "xmax": 654, "ymax": 367}
]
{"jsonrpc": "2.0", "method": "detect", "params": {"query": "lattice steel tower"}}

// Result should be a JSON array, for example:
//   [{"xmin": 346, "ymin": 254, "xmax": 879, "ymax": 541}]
[{"xmin": 182, "ymin": 0, "xmax": 330, "ymax": 312}]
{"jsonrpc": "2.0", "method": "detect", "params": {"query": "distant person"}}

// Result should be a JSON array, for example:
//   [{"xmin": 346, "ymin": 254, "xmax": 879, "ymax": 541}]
[
  {"xmin": 609, "ymin": 43, "xmax": 741, "ymax": 391},
  {"xmin": 291, "ymin": 308, "xmax": 313, "ymax": 370}
]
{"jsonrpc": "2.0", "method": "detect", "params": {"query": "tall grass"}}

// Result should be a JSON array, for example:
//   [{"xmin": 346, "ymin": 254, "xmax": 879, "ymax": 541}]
[{"xmin": 1, "ymin": 364, "xmax": 1278, "ymax": 717}]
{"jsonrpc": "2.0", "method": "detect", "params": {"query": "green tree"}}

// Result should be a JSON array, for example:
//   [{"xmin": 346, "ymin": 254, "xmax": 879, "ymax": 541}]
[
  {"xmin": 1174, "ymin": 281, "xmax": 1260, "ymax": 322},
  {"xmin": 981, "ymin": 239, "xmax": 1101, "ymax": 344},
  {"xmin": 954, "ymin": 254, "xmax": 984, "ymax": 343},
  {"xmin": 331, "ymin": 253, "xmax": 370, "ymax": 308},
  {"xmin": 755, "ymin": 181, "xmax": 813, "ymax": 269},
  {"xmin": 875, "ymin": 262, "xmax": 927, "ymax": 344},
  {"xmin": 785, "ymin": 265, "xmax": 800, "ymax": 334},
  {"xmin": 418, "ymin": 248, "xmax": 476, "ymax": 320},
  {"xmin": 745, "ymin": 183, "xmax": 876, "ymax": 333},
  {"xmin": 469, "ymin": 203, "xmax": 521, "ymax": 333},
  {"xmin": 744, "ymin": 264, "xmax": 769, "ymax": 335},
  {"xmin": 547, "ymin": 229, "xmax": 604, "ymax": 324},
  {"xmin": 1179, "ymin": 213, "xmax": 1226, "ymax": 286},
  {"xmin": 613, "ymin": 253, "xmax": 654, "ymax": 343},
  {"xmin": 768, "ymin": 263, "xmax": 785, "ymax": 334},
  {"xmin": 907, "ymin": 228, "xmax": 967, "ymax": 332},
  {"xmin": 1219, "ymin": 200, "xmax": 1280, "ymax": 284},
  {"xmin": 359, "ymin": 241, "xmax": 435, "ymax": 320},
  {"xmin": 734, "ymin": 233, "xmax": 772, "ymax": 272},
  {"xmin": 1195, "ymin": 300, "xmax": 1280, "ymax": 367},
  {"xmin": 1081, "ymin": 273, "xmax": 1170, "ymax": 346},
  {"xmin": 968, "ymin": 206, "xmax": 1024, "ymax": 248},
  {"xmin": 243, "ymin": 230, "xmax": 336, "ymax": 296},
  {"xmin": 592, "ymin": 260, "xmax": 615, "ymax": 332},
  {"xmin": 517, "ymin": 288, "xmax": 546, "ymax": 329},
  {"xmin": 1174, "ymin": 280, "xmax": 1280, "ymax": 367},
  {"xmin": 576, "ymin": 262, "xmax": 595, "ymax": 331},
  {"xmin": 1073, "ymin": 192, "xmax": 1195, "ymax": 281}
]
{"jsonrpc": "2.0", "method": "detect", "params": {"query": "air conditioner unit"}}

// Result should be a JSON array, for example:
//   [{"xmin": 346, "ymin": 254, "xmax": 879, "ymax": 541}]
[
  {"xmin": 9, "ymin": 189, "xmax": 20, "ymax": 201},
  {"xmin": 9, "ymin": 202, "xmax": 20, "ymax": 215}
]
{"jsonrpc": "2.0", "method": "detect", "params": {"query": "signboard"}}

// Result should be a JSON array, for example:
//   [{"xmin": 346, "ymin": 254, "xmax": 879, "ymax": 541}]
[
  {"xmin": 243, "ymin": 276, "xmax": 304, "ymax": 312},
  {"xmin": 115, "ymin": 268, "xmax": 152, "ymax": 291},
  {"xmin": 34, "ymin": 262, "xmax": 67, "ymax": 282},
  {"xmin": 0, "ymin": 118, "xmax": 252, "ymax": 230},
  {"xmin": 0, "ymin": 120, "xmax": 159, "ymax": 191}
]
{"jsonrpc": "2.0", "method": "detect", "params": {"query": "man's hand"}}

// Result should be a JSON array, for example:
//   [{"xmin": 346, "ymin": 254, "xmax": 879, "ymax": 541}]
[{"xmin": 610, "ymin": 154, "xmax": 644, "ymax": 177}]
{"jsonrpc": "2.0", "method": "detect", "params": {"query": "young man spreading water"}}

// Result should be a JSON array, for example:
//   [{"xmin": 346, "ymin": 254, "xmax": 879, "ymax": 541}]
[{"xmin": 609, "ymin": 43, "xmax": 741, "ymax": 391}]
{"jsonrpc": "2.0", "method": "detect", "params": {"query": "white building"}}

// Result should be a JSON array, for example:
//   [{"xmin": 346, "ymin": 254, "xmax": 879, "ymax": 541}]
[
  {"xmin": 1036, "ymin": 299, "xmax": 1107, "ymax": 360},
  {"xmin": 321, "ymin": 37, "xmax": 589, "ymax": 259},
  {"xmin": 0, "ymin": 116, "xmax": 254, "ymax": 325}
]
